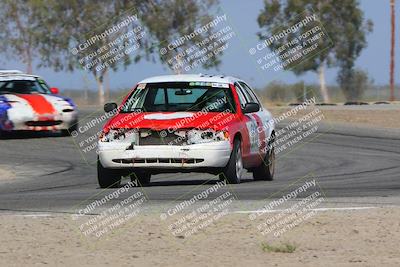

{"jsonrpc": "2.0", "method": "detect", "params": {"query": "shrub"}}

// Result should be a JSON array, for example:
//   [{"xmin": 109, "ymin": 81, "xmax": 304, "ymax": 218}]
[
  {"xmin": 337, "ymin": 68, "xmax": 372, "ymax": 101},
  {"xmin": 263, "ymin": 81, "xmax": 289, "ymax": 102}
]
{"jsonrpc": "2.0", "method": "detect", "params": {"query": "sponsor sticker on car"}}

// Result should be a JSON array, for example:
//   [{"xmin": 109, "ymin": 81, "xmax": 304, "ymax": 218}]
[{"xmin": 188, "ymin": 81, "xmax": 229, "ymax": 88}]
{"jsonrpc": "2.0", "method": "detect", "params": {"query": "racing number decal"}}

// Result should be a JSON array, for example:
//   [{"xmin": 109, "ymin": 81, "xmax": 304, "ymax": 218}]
[
  {"xmin": 245, "ymin": 116, "xmax": 259, "ymax": 153},
  {"xmin": 245, "ymin": 114, "xmax": 267, "ymax": 154},
  {"xmin": 253, "ymin": 114, "xmax": 267, "ymax": 154}
]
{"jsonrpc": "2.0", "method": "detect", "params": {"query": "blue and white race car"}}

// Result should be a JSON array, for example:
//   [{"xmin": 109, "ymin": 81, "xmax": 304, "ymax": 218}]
[{"xmin": 0, "ymin": 70, "xmax": 78, "ymax": 137}]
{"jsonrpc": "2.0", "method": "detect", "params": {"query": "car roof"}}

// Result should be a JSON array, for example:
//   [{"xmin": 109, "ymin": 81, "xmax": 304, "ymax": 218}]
[
  {"xmin": 138, "ymin": 74, "xmax": 243, "ymax": 84},
  {"xmin": 0, "ymin": 70, "xmax": 24, "ymax": 75},
  {"xmin": 0, "ymin": 70, "xmax": 41, "ymax": 81}
]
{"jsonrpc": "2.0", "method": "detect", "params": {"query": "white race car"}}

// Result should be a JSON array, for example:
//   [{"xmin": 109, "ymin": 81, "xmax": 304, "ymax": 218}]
[
  {"xmin": 98, "ymin": 74, "xmax": 276, "ymax": 187},
  {"xmin": 0, "ymin": 70, "xmax": 78, "ymax": 137}
]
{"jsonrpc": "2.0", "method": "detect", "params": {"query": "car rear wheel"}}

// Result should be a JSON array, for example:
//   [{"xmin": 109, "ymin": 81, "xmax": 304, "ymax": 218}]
[
  {"xmin": 222, "ymin": 139, "xmax": 243, "ymax": 184},
  {"xmin": 131, "ymin": 171, "xmax": 151, "ymax": 186},
  {"xmin": 97, "ymin": 159, "xmax": 124, "ymax": 188},
  {"xmin": 253, "ymin": 142, "xmax": 275, "ymax": 181}
]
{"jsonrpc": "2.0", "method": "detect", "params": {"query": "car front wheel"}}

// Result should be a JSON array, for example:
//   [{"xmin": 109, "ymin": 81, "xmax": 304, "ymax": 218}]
[
  {"xmin": 222, "ymin": 139, "xmax": 243, "ymax": 184},
  {"xmin": 97, "ymin": 159, "xmax": 124, "ymax": 188},
  {"xmin": 131, "ymin": 171, "xmax": 151, "ymax": 186}
]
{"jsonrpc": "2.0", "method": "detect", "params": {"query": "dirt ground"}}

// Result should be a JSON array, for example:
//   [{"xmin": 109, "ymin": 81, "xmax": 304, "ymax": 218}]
[
  {"xmin": 269, "ymin": 106, "xmax": 400, "ymax": 129},
  {"xmin": 1, "ymin": 208, "xmax": 399, "ymax": 267}
]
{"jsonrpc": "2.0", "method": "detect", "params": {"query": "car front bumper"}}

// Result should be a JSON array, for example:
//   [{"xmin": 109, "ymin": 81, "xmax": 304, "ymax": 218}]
[
  {"xmin": 4, "ymin": 111, "xmax": 78, "ymax": 131},
  {"xmin": 98, "ymin": 141, "xmax": 232, "ymax": 169}
]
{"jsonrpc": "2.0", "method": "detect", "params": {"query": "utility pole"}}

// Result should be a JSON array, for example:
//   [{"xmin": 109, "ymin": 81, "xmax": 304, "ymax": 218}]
[{"xmin": 390, "ymin": 0, "xmax": 396, "ymax": 101}]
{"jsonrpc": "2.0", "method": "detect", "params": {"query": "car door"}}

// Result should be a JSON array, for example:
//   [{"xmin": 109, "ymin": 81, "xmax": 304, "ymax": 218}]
[
  {"xmin": 237, "ymin": 81, "xmax": 273, "ymax": 159},
  {"xmin": 234, "ymin": 82, "xmax": 264, "ymax": 167}
]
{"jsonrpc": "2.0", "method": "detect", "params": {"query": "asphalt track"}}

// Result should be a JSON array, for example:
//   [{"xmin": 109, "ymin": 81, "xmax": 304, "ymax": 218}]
[{"xmin": 0, "ymin": 108, "xmax": 399, "ymax": 214}]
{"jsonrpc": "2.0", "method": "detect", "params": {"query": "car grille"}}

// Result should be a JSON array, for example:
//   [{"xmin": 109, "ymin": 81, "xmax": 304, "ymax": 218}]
[
  {"xmin": 26, "ymin": 120, "xmax": 63, "ymax": 127},
  {"xmin": 112, "ymin": 158, "xmax": 204, "ymax": 164},
  {"xmin": 139, "ymin": 130, "xmax": 186, "ymax": 146}
]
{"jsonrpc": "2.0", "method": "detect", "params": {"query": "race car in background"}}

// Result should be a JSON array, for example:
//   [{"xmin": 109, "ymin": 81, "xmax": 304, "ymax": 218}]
[
  {"xmin": 98, "ymin": 74, "xmax": 275, "ymax": 187},
  {"xmin": 0, "ymin": 70, "xmax": 78, "ymax": 137}
]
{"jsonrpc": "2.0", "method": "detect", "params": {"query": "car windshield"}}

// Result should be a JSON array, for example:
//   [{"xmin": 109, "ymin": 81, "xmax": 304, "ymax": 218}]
[
  {"xmin": 0, "ymin": 79, "xmax": 51, "ymax": 94},
  {"xmin": 121, "ymin": 82, "xmax": 236, "ymax": 113}
]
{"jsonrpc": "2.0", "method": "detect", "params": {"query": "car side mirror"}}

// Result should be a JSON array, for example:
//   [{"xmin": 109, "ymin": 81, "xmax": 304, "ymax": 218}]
[
  {"xmin": 104, "ymin": 102, "xmax": 118, "ymax": 113},
  {"xmin": 243, "ymin": 102, "xmax": 260, "ymax": 113},
  {"xmin": 50, "ymin": 87, "xmax": 59, "ymax": 94}
]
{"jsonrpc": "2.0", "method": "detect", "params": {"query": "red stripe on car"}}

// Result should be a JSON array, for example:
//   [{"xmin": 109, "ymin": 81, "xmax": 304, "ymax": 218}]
[{"xmin": 17, "ymin": 94, "xmax": 56, "ymax": 115}]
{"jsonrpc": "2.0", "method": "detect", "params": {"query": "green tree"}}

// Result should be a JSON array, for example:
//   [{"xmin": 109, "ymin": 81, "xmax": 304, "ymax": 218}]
[
  {"xmin": 257, "ymin": 0, "xmax": 372, "ymax": 102},
  {"xmin": 337, "ymin": 68, "xmax": 371, "ymax": 101},
  {"xmin": 48, "ymin": 0, "xmax": 224, "ymax": 103},
  {"xmin": 40, "ymin": 0, "xmax": 140, "ymax": 104},
  {"xmin": 44, "ymin": 0, "xmax": 223, "ymax": 103},
  {"xmin": 0, "ymin": 0, "xmax": 225, "ymax": 104},
  {"xmin": 0, "ymin": 0, "xmax": 53, "ymax": 74},
  {"xmin": 139, "ymin": 0, "xmax": 223, "ymax": 73}
]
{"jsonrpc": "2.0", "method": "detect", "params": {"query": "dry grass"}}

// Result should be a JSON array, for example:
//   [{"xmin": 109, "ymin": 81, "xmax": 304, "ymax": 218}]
[
  {"xmin": 261, "ymin": 242, "xmax": 297, "ymax": 253},
  {"xmin": 268, "ymin": 106, "xmax": 400, "ymax": 129}
]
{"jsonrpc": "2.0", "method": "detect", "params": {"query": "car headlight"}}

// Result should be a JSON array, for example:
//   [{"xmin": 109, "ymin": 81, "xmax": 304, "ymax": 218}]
[
  {"xmin": 99, "ymin": 129, "xmax": 137, "ymax": 143},
  {"xmin": 187, "ymin": 129, "xmax": 229, "ymax": 144}
]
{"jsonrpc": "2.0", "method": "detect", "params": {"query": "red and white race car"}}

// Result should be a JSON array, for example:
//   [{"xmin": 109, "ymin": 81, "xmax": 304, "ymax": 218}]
[
  {"xmin": 98, "ymin": 74, "xmax": 275, "ymax": 187},
  {"xmin": 0, "ymin": 70, "xmax": 78, "ymax": 136}
]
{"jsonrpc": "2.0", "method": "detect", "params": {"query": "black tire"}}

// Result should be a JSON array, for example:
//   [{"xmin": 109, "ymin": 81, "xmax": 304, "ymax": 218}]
[
  {"xmin": 131, "ymin": 171, "xmax": 151, "ymax": 186},
  {"xmin": 253, "ymin": 142, "xmax": 275, "ymax": 181},
  {"xmin": 97, "ymin": 159, "xmax": 123, "ymax": 188},
  {"xmin": 62, "ymin": 123, "xmax": 78, "ymax": 137},
  {"xmin": 223, "ymin": 138, "xmax": 243, "ymax": 184}
]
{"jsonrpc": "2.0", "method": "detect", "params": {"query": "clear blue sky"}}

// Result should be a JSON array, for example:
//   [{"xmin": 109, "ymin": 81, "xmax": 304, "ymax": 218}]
[{"xmin": 0, "ymin": 0, "xmax": 396, "ymax": 90}]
